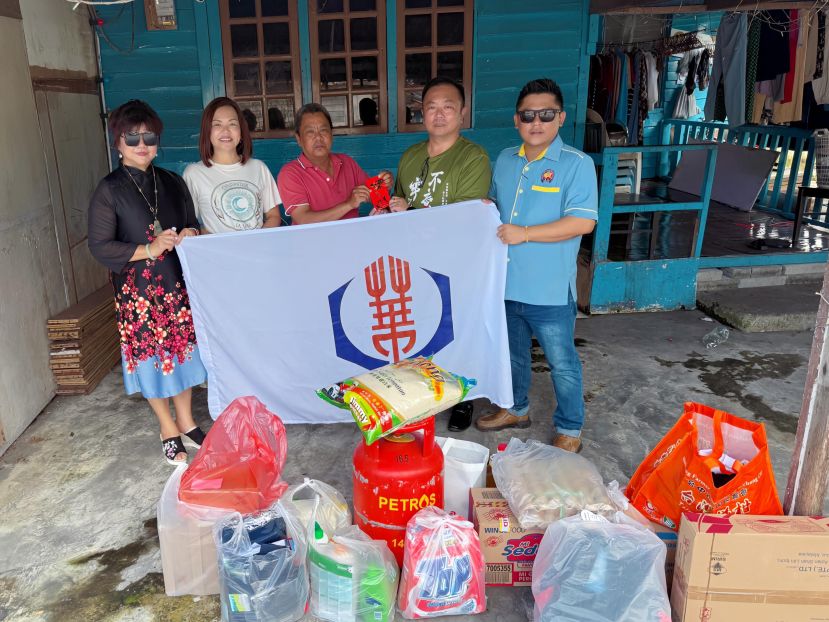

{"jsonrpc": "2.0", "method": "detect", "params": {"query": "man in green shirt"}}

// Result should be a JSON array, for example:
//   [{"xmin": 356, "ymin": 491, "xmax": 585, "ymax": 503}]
[
  {"xmin": 389, "ymin": 76, "xmax": 491, "ymax": 431},
  {"xmin": 389, "ymin": 77, "xmax": 491, "ymax": 211}
]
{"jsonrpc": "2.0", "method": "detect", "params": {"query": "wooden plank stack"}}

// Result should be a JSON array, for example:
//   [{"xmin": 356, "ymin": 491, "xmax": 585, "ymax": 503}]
[{"xmin": 47, "ymin": 285, "xmax": 120, "ymax": 395}]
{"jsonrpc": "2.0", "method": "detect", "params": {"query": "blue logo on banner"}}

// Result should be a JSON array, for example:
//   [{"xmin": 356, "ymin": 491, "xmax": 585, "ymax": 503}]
[{"xmin": 328, "ymin": 255, "xmax": 454, "ymax": 369}]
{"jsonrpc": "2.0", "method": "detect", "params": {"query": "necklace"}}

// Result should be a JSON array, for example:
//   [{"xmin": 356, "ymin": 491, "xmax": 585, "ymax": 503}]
[{"xmin": 124, "ymin": 165, "xmax": 161, "ymax": 234}]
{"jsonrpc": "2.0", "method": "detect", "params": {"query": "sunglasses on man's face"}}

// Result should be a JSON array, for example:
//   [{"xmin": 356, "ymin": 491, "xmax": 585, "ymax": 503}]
[
  {"xmin": 122, "ymin": 131, "xmax": 158, "ymax": 147},
  {"xmin": 517, "ymin": 109, "xmax": 562, "ymax": 124}
]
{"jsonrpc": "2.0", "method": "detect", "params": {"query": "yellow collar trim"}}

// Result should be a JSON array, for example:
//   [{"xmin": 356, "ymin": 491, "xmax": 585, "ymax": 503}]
[{"xmin": 518, "ymin": 144, "xmax": 549, "ymax": 162}]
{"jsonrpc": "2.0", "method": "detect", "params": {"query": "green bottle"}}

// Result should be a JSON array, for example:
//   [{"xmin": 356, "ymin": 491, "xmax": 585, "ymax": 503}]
[{"xmin": 358, "ymin": 563, "xmax": 393, "ymax": 622}]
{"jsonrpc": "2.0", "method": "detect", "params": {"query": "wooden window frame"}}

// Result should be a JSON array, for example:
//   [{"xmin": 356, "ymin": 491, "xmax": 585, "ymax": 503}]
[
  {"xmin": 219, "ymin": 0, "xmax": 303, "ymax": 139},
  {"xmin": 308, "ymin": 1, "xmax": 388, "ymax": 135},
  {"xmin": 397, "ymin": 0, "xmax": 474, "ymax": 133}
]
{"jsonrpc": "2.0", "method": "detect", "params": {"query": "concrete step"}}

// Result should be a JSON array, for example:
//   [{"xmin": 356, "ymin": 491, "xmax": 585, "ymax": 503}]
[
  {"xmin": 697, "ymin": 284, "xmax": 821, "ymax": 332},
  {"xmin": 697, "ymin": 263, "xmax": 826, "ymax": 292}
]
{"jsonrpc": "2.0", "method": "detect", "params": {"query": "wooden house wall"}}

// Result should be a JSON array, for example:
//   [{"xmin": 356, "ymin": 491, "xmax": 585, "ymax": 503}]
[{"xmin": 95, "ymin": 0, "xmax": 594, "ymax": 176}]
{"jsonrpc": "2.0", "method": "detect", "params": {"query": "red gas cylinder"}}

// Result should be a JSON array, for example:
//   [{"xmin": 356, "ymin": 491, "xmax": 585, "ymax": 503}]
[{"xmin": 353, "ymin": 418, "xmax": 444, "ymax": 566}]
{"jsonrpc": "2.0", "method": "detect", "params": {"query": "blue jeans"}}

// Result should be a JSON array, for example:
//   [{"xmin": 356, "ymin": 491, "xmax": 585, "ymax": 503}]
[{"xmin": 505, "ymin": 293, "xmax": 585, "ymax": 436}]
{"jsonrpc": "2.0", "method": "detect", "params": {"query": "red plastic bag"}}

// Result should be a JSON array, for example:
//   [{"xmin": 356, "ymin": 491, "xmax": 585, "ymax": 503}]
[
  {"xmin": 398, "ymin": 506, "xmax": 486, "ymax": 618},
  {"xmin": 179, "ymin": 396, "xmax": 288, "ymax": 513},
  {"xmin": 626, "ymin": 402, "xmax": 783, "ymax": 531}
]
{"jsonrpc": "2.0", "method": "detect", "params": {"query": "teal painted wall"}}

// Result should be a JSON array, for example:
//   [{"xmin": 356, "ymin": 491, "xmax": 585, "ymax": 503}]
[{"xmin": 96, "ymin": 0, "xmax": 593, "ymax": 176}]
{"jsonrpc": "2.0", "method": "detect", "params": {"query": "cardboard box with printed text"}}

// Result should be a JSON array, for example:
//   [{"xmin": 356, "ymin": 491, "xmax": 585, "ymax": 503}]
[
  {"xmin": 470, "ymin": 488, "xmax": 545, "ymax": 586},
  {"xmin": 671, "ymin": 513, "xmax": 829, "ymax": 622}
]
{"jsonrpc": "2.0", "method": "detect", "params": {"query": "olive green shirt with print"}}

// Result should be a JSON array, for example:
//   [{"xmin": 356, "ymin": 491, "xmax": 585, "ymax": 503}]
[{"xmin": 394, "ymin": 136, "xmax": 491, "ymax": 208}]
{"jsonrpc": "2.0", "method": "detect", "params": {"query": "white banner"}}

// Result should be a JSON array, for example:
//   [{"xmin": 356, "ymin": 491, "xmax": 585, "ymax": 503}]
[{"xmin": 177, "ymin": 200, "xmax": 513, "ymax": 423}]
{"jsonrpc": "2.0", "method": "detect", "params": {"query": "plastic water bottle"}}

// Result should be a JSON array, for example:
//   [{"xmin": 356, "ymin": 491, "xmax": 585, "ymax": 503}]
[
  {"xmin": 702, "ymin": 325, "xmax": 730, "ymax": 349},
  {"xmin": 310, "ymin": 523, "xmax": 356, "ymax": 622}
]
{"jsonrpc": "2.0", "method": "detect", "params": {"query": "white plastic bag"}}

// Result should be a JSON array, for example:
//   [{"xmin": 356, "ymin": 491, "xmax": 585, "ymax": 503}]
[
  {"xmin": 280, "ymin": 478, "xmax": 351, "ymax": 538},
  {"xmin": 214, "ymin": 501, "xmax": 309, "ymax": 622},
  {"xmin": 398, "ymin": 506, "xmax": 486, "ymax": 618},
  {"xmin": 157, "ymin": 464, "xmax": 235, "ymax": 596},
  {"xmin": 491, "ymin": 438, "xmax": 615, "ymax": 528},
  {"xmin": 309, "ymin": 525, "xmax": 399, "ymax": 622},
  {"xmin": 532, "ymin": 511, "xmax": 670, "ymax": 622},
  {"xmin": 435, "ymin": 437, "xmax": 489, "ymax": 519}
]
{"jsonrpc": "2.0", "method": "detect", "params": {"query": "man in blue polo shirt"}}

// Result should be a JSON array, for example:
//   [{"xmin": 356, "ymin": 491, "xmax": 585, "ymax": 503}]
[{"xmin": 475, "ymin": 78, "xmax": 597, "ymax": 453}]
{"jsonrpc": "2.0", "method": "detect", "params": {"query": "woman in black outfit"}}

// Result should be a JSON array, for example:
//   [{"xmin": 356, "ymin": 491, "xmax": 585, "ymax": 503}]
[{"xmin": 88, "ymin": 100, "xmax": 207, "ymax": 465}]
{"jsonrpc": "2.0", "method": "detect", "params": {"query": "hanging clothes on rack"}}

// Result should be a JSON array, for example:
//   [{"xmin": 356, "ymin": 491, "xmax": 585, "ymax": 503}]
[
  {"xmin": 805, "ymin": 10, "xmax": 822, "ymax": 80},
  {"xmin": 744, "ymin": 17, "xmax": 761, "ymax": 120},
  {"xmin": 645, "ymin": 51, "xmax": 660, "ymax": 111},
  {"xmin": 705, "ymin": 12, "xmax": 747, "ymax": 128},
  {"xmin": 696, "ymin": 48, "xmax": 711, "ymax": 90},
  {"xmin": 637, "ymin": 51, "xmax": 650, "ymax": 143},
  {"xmin": 756, "ymin": 10, "xmax": 791, "ymax": 81},
  {"xmin": 771, "ymin": 10, "xmax": 807, "ymax": 122},
  {"xmin": 615, "ymin": 50, "xmax": 631, "ymax": 126},
  {"xmin": 587, "ymin": 45, "xmax": 662, "ymax": 145},
  {"xmin": 655, "ymin": 30, "xmax": 705, "ymax": 56},
  {"xmin": 627, "ymin": 50, "xmax": 649, "ymax": 143},
  {"xmin": 673, "ymin": 48, "xmax": 705, "ymax": 119},
  {"xmin": 588, "ymin": 55, "xmax": 610, "ymax": 121},
  {"xmin": 751, "ymin": 10, "xmax": 811, "ymax": 124},
  {"xmin": 782, "ymin": 11, "xmax": 800, "ymax": 103},
  {"xmin": 810, "ymin": 8, "xmax": 829, "ymax": 105},
  {"xmin": 753, "ymin": 10, "xmax": 792, "ymax": 117},
  {"xmin": 602, "ymin": 53, "xmax": 621, "ymax": 116}
]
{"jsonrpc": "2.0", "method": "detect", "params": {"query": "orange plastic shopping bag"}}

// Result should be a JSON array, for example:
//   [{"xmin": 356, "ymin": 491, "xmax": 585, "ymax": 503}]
[
  {"xmin": 179, "ymin": 396, "xmax": 288, "ymax": 513},
  {"xmin": 626, "ymin": 402, "xmax": 782, "ymax": 531}
]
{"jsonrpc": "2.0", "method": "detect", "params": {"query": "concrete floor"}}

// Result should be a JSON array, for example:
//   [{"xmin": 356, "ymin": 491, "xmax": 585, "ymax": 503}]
[{"xmin": 1, "ymin": 309, "xmax": 826, "ymax": 622}]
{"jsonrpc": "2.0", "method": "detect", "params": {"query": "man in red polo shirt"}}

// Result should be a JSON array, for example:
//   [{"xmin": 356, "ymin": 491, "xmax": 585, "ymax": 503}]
[{"xmin": 277, "ymin": 103, "xmax": 392, "ymax": 224}]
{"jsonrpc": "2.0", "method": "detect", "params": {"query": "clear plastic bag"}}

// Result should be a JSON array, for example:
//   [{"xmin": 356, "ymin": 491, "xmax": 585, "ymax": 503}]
[
  {"xmin": 491, "ymin": 438, "xmax": 615, "ymax": 529},
  {"xmin": 157, "ymin": 465, "xmax": 235, "ymax": 596},
  {"xmin": 398, "ymin": 506, "xmax": 486, "ymax": 618},
  {"xmin": 309, "ymin": 525, "xmax": 399, "ymax": 622},
  {"xmin": 318, "ymin": 357, "xmax": 475, "ymax": 445},
  {"xmin": 280, "ymin": 478, "xmax": 351, "ymax": 539},
  {"xmin": 179, "ymin": 396, "xmax": 288, "ymax": 513},
  {"xmin": 214, "ymin": 501, "xmax": 309, "ymax": 622},
  {"xmin": 532, "ymin": 511, "xmax": 670, "ymax": 622}
]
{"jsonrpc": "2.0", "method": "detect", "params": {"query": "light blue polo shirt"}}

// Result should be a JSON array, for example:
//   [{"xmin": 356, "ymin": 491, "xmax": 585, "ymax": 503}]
[{"xmin": 491, "ymin": 136, "xmax": 598, "ymax": 306}]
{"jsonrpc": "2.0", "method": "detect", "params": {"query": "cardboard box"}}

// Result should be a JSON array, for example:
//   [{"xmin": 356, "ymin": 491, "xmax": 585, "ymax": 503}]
[
  {"xmin": 671, "ymin": 513, "xmax": 829, "ymax": 622},
  {"xmin": 624, "ymin": 504, "xmax": 679, "ymax": 589},
  {"xmin": 470, "ymin": 488, "xmax": 546, "ymax": 586}
]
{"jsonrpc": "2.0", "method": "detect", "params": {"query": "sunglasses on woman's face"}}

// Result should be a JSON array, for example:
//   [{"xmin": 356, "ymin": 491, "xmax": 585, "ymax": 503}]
[
  {"xmin": 122, "ymin": 131, "xmax": 158, "ymax": 147},
  {"xmin": 517, "ymin": 109, "xmax": 562, "ymax": 124}
]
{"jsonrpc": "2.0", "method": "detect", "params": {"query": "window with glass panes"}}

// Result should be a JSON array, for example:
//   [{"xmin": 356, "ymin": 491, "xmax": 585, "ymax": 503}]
[
  {"xmin": 309, "ymin": 0, "xmax": 387, "ymax": 133},
  {"xmin": 397, "ymin": 0, "xmax": 472, "ymax": 132},
  {"xmin": 220, "ymin": 0, "xmax": 302, "ymax": 137}
]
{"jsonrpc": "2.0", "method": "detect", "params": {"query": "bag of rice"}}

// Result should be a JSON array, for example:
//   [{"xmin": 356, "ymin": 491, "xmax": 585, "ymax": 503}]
[{"xmin": 318, "ymin": 357, "xmax": 475, "ymax": 445}]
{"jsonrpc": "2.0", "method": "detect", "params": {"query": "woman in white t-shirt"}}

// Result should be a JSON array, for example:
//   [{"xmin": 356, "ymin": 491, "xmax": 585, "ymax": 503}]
[{"xmin": 184, "ymin": 97, "xmax": 282, "ymax": 233}]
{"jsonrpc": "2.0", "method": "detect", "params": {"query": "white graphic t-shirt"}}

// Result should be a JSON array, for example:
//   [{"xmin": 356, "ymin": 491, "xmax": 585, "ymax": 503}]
[{"xmin": 183, "ymin": 158, "xmax": 281, "ymax": 233}]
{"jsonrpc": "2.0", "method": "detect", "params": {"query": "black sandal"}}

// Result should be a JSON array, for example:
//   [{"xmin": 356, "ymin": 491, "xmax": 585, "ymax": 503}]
[
  {"xmin": 181, "ymin": 426, "xmax": 206, "ymax": 449},
  {"xmin": 161, "ymin": 435, "xmax": 188, "ymax": 465}
]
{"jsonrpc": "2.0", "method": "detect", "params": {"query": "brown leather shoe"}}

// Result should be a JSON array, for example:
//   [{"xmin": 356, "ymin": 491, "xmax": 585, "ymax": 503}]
[
  {"xmin": 552, "ymin": 433, "xmax": 583, "ymax": 453},
  {"xmin": 475, "ymin": 408, "xmax": 530, "ymax": 431}
]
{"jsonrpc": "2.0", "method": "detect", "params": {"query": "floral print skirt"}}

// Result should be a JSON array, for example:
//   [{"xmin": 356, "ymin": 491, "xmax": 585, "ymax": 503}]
[
  {"xmin": 121, "ymin": 343, "xmax": 206, "ymax": 399},
  {"xmin": 114, "ymin": 258, "xmax": 207, "ymax": 400}
]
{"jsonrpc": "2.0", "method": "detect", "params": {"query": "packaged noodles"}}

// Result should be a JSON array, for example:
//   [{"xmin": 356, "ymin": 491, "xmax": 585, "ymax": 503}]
[{"xmin": 318, "ymin": 357, "xmax": 475, "ymax": 445}]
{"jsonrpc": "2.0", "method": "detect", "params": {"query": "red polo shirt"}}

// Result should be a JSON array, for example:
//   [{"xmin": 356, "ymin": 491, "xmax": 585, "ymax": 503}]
[{"xmin": 277, "ymin": 152, "xmax": 368, "ymax": 221}]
